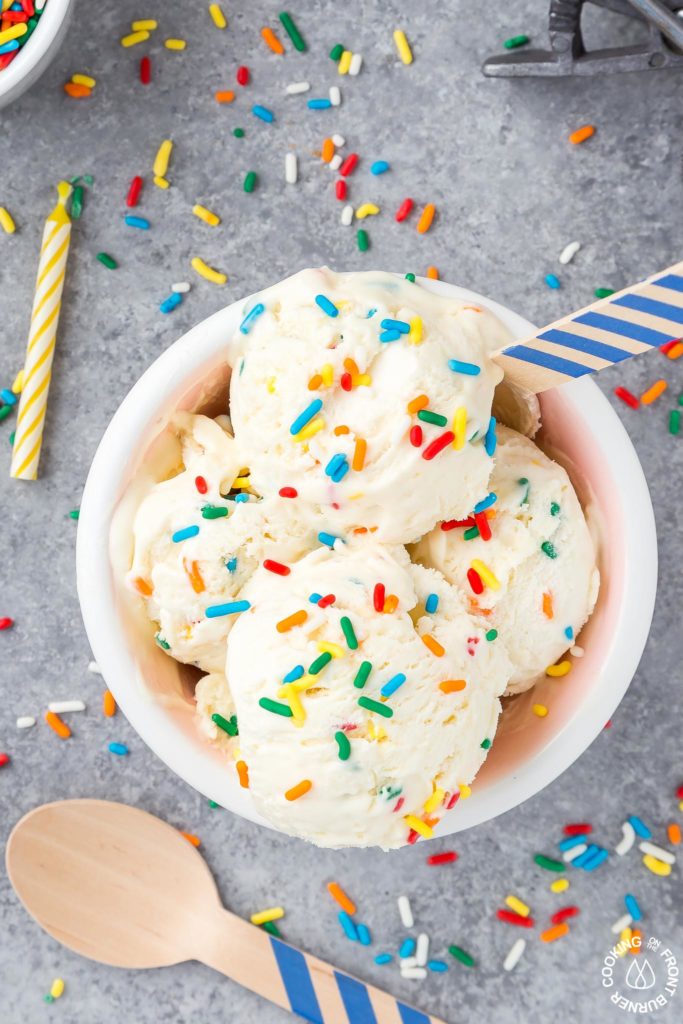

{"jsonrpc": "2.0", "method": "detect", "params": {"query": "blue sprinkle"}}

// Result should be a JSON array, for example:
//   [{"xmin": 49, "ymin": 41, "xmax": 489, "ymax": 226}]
[
  {"xmin": 318, "ymin": 531, "xmax": 342, "ymax": 548},
  {"xmin": 252, "ymin": 104, "xmax": 275, "ymax": 122},
  {"xmin": 380, "ymin": 672, "xmax": 406, "ymax": 698},
  {"xmin": 206, "ymin": 600, "xmax": 251, "ymax": 618},
  {"xmin": 427, "ymin": 960, "xmax": 448, "ymax": 973},
  {"xmin": 125, "ymin": 215, "xmax": 150, "ymax": 229},
  {"xmin": 357, "ymin": 923, "xmax": 372, "ymax": 946},
  {"xmin": 338, "ymin": 911, "xmax": 358, "ymax": 941},
  {"xmin": 308, "ymin": 98, "xmax": 332, "ymax": 109},
  {"xmin": 628, "ymin": 815, "xmax": 652, "ymax": 839},
  {"xmin": 0, "ymin": 41, "xmax": 20, "ymax": 55},
  {"xmin": 571, "ymin": 844, "xmax": 600, "ymax": 868},
  {"xmin": 108, "ymin": 742, "xmax": 128, "ymax": 756},
  {"xmin": 399, "ymin": 938, "xmax": 416, "ymax": 958},
  {"xmin": 564, "ymin": 626, "xmax": 574, "ymax": 640},
  {"xmin": 448, "ymin": 359, "xmax": 481, "ymax": 376},
  {"xmin": 375, "ymin": 953, "xmax": 392, "ymax": 965},
  {"xmin": 380, "ymin": 318, "xmax": 410, "ymax": 334},
  {"xmin": 225, "ymin": 557, "xmax": 238, "ymax": 572},
  {"xmin": 0, "ymin": 388, "xmax": 17, "ymax": 405},
  {"xmin": 315, "ymin": 293, "xmax": 338, "ymax": 318},
  {"xmin": 425, "ymin": 593, "xmax": 439, "ymax": 614},
  {"xmin": 234, "ymin": 492, "xmax": 249, "ymax": 503},
  {"xmin": 484, "ymin": 416, "xmax": 497, "ymax": 457},
  {"xmin": 160, "ymin": 292, "xmax": 183, "ymax": 314},
  {"xmin": 284, "ymin": 665, "xmax": 305, "ymax": 683},
  {"xmin": 624, "ymin": 894, "xmax": 641, "ymax": 922},
  {"xmin": 331, "ymin": 458, "xmax": 349, "ymax": 483},
  {"xmin": 290, "ymin": 398, "xmax": 323, "ymax": 435},
  {"xmin": 379, "ymin": 330, "xmax": 401, "ymax": 343},
  {"xmin": 172, "ymin": 525, "xmax": 200, "ymax": 543},
  {"xmin": 240, "ymin": 302, "xmax": 265, "ymax": 334},
  {"xmin": 559, "ymin": 834, "xmax": 588, "ymax": 852},
  {"xmin": 365, "ymin": 308, "xmax": 377, "ymax": 318},
  {"xmin": 582, "ymin": 848, "xmax": 609, "ymax": 872},
  {"xmin": 325, "ymin": 453, "xmax": 346, "ymax": 477},
  {"xmin": 309, "ymin": 592, "xmax": 322, "ymax": 603},
  {"xmin": 545, "ymin": 273, "xmax": 561, "ymax": 289},
  {"xmin": 370, "ymin": 160, "xmax": 390, "ymax": 175},
  {"xmin": 473, "ymin": 492, "xmax": 497, "ymax": 514}
]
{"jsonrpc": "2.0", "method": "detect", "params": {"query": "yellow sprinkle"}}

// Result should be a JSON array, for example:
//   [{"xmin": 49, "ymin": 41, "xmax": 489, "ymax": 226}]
[
  {"xmin": 533, "ymin": 704, "xmax": 549, "ymax": 718},
  {"xmin": 621, "ymin": 927, "xmax": 633, "ymax": 946},
  {"xmin": 404, "ymin": 815, "xmax": 433, "ymax": 838},
  {"xmin": 545, "ymin": 661, "xmax": 572, "ymax": 678},
  {"xmin": 131, "ymin": 19, "xmax": 157, "ymax": 31},
  {"xmin": 452, "ymin": 406, "xmax": 467, "ymax": 450},
  {"xmin": 165, "ymin": 38, "xmax": 187, "ymax": 50},
  {"xmin": 0, "ymin": 22, "xmax": 27, "ymax": 44},
  {"xmin": 550, "ymin": 878, "xmax": 569, "ymax": 893},
  {"xmin": 0, "ymin": 207, "xmax": 16, "ymax": 234},
  {"xmin": 280, "ymin": 684, "xmax": 305, "ymax": 725},
  {"xmin": 321, "ymin": 363, "xmax": 334, "ymax": 387},
  {"xmin": 285, "ymin": 674, "xmax": 317, "ymax": 693},
  {"xmin": 193, "ymin": 204, "xmax": 221, "ymax": 226},
  {"xmin": 505, "ymin": 895, "xmax": 530, "ymax": 918},
  {"xmin": 191, "ymin": 257, "xmax": 227, "ymax": 285},
  {"xmin": 250, "ymin": 906, "xmax": 285, "ymax": 926},
  {"xmin": 121, "ymin": 30, "xmax": 150, "ymax": 47},
  {"xmin": 154, "ymin": 175, "xmax": 170, "ymax": 189},
  {"xmin": 318, "ymin": 641, "xmax": 345, "ymax": 658},
  {"xmin": 50, "ymin": 978, "xmax": 65, "ymax": 999},
  {"xmin": 423, "ymin": 787, "xmax": 445, "ymax": 814},
  {"xmin": 393, "ymin": 29, "xmax": 413, "ymax": 65},
  {"xmin": 408, "ymin": 316, "xmax": 423, "ymax": 344},
  {"xmin": 338, "ymin": 50, "xmax": 352, "ymax": 74},
  {"xmin": 11, "ymin": 369, "xmax": 24, "ymax": 394},
  {"xmin": 209, "ymin": 3, "xmax": 227, "ymax": 28},
  {"xmin": 71, "ymin": 73, "xmax": 96, "ymax": 88},
  {"xmin": 355, "ymin": 373, "xmax": 372, "ymax": 386},
  {"xmin": 375, "ymin": 725, "xmax": 387, "ymax": 741},
  {"xmin": 153, "ymin": 139, "xmax": 173, "ymax": 178},
  {"xmin": 356, "ymin": 203, "xmax": 380, "ymax": 219},
  {"xmin": 643, "ymin": 853, "xmax": 672, "ymax": 876},
  {"xmin": 232, "ymin": 476, "xmax": 251, "ymax": 488},
  {"xmin": 470, "ymin": 559, "xmax": 500, "ymax": 591},
  {"xmin": 459, "ymin": 784, "xmax": 472, "ymax": 799},
  {"xmin": 679, "ymin": 800, "xmax": 683, "ymax": 813},
  {"xmin": 266, "ymin": 377, "xmax": 276, "ymax": 393},
  {"xmin": 295, "ymin": 416, "xmax": 325, "ymax": 442}
]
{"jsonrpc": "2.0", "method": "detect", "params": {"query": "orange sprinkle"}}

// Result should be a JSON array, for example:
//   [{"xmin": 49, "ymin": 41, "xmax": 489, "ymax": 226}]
[
  {"xmin": 334, "ymin": 425, "xmax": 350, "ymax": 435},
  {"xmin": 133, "ymin": 576, "xmax": 153, "ymax": 597},
  {"xmin": 327, "ymin": 882, "xmax": 356, "ymax": 915},
  {"xmin": 45, "ymin": 711, "xmax": 71, "ymax": 739},
  {"xmin": 416, "ymin": 203, "xmax": 435, "ymax": 234},
  {"xmin": 383, "ymin": 594, "xmax": 399, "ymax": 613},
  {"xmin": 215, "ymin": 90, "xmax": 235, "ymax": 103},
  {"xmin": 185, "ymin": 560, "xmax": 206, "ymax": 594},
  {"xmin": 103, "ymin": 690, "xmax": 117, "ymax": 717},
  {"xmin": 285, "ymin": 779, "xmax": 312, "ymax": 801},
  {"xmin": 541, "ymin": 922, "xmax": 569, "ymax": 943},
  {"xmin": 439, "ymin": 679, "xmax": 466, "ymax": 693},
  {"xmin": 641, "ymin": 379, "xmax": 667, "ymax": 405},
  {"xmin": 422, "ymin": 634, "xmax": 445, "ymax": 657},
  {"xmin": 667, "ymin": 341, "xmax": 683, "ymax": 360},
  {"xmin": 352, "ymin": 438, "xmax": 367, "ymax": 471},
  {"xmin": 426, "ymin": 266, "xmax": 439, "ymax": 280},
  {"xmin": 261, "ymin": 25, "xmax": 284, "ymax": 53},
  {"xmin": 63, "ymin": 82, "xmax": 91, "ymax": 98},
  {"xmin": 236, "ymin": 760, "xmax": 249, "ymax": 788},
  {"xmin": 668, "ymin": 822, "xmax": 681, "ymax": 845},
  {"xmin": 321, "ymin": 137, "xmax": 335, "ymax": 163},
  {"xmin": 462, "ymin": 306, "xmax": 482, "ymax": 313},
  {"xmin": 181, "ymin": 831, "xmax": 201, "ymax": 847},
  {"xmin": 276, "ymin": 609, "xmax": 308, "ymax": 633},
  {"xmin": 542, "ymin": 592, "xmax": 554, "ymax": 619},
  {"xmin": 407, "ymin": 394, "xmax": 429, "ymax": 414},
  {"xmin": 308, "ymin": 373, "xmax": 323, "ymax": 390},
  {"xmin": 353, "ymin": 526, "xmax": 369, "ymax": 534},
  {"xmin": 344, "ymin": 357, "xmax": 360, "ymax": 376},
  {"xmin": 630, "ymin": 928, "xmax": 642, "ymax": 954},
  {"xmin": 568, "ymin": 124, "xmax": 595, "ymax": 145}
]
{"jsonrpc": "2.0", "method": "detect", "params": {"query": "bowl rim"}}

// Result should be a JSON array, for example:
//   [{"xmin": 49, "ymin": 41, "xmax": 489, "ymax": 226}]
[
  {"xmin": 0, "ymin": 0, "xmax": 73, "ymax": 100},
  {"xmin": 77, "ymin": 273, "xmax": 658, "ymax": 840}
]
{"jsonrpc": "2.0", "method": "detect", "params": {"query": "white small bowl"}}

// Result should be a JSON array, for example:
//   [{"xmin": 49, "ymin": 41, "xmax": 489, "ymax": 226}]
[
  {"xmin": 0, "ymin": 0, "xmax": 75, "ymax": 110},
  {"xmin": 77, "ymin": 277, "xmax": 657, "ymax": 842}
]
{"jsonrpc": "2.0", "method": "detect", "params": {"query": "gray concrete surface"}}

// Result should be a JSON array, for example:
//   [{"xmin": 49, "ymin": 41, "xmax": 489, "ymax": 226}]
[{"xmin": 1, "ymin": 2, "xmax": 682, "ymax": 1022}]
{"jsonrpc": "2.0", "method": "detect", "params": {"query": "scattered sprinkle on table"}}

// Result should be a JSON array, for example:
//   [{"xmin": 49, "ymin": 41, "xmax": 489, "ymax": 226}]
[
  {"xmin": 393, "ymin": 29, "xmax": 413, "ymax": 65},
  {"xmin": 504, "ymin": 35, "xmax": 530, "ymax": 49},
  {"xmin": 108, "ymin": 742, "xmax": 128, "ymax": 755},
  {"xmin": 569, "ymin": 124, "xmax": 595, "ymax": 145},
  {"xmin": 96, "ymin": 252, "xmax": 117, "ymax": 270}
]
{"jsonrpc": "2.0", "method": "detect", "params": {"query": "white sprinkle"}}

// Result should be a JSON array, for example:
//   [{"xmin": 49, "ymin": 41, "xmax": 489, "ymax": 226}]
[
  {"xmin": 401, "ymin": 967, "xmax": 427, "ymax": 980},
  {"xmin": 329, "ymin": 154, "xmax": 342, "ymax": 171},
  {"xmin": 285, "ymin": 81, "xmax": 310, "ymax": 94},
  {"xmin": 16, "ymin": 716, "xmax": 35, "ymax": 729},
  {"xmin": 48, "ymin": 700, "xmax": 86, "ymax": 714},
  {"xmin": 340, "ymin": 204, "xmax": 353, "ymax": 227},
  {"xmin": 285, "ymin": 152, "xmax": 298, "ymax": 184},
  {"xmin": 570, "ymin": 645, "xmax": 584, "ymax": 657},
  {"xmin": 349, "ymin": 53, "xmax": 363, "ymax": 76},
  {"xmin": 88, "ymin": 661, "xmax": 102, "ymax": 675},
  {"xmin": 391, "ymin": 414, "xmax": 412, "ymax": 446},
  {"xmin": 329, "ymin": 85, "xmax": 341, "ymax": 107},
  {"xmin": 331, "ymin": 133, "xmax": 345, "ymax": 147},
  {"xmin": 397, "ymin": 895, "xmax": 413, "ymax": 929},
  {"xmin": 415, "ymin": 933, "xmax": 429, "ymax": 966},
  {"xmin": 611, "ymin": 913, "xmax": 633, "ymax": 934},
  {"xmin": 639, "ymin": 841, "xmax": 676, "ymax": 864},
  {"xmin": 563, "ymin": 843, "xmax": 587, "ymax": 862},
  {"xmin": 171, "ymin": 281, "xmax": 191, "ymax": 294},
  {"xmin": 615, "ymin": 821, "xmax": 636, "ymax": 856},
  {"xmin": 400, "ymin": 956, "xmax": 418, "ymax": 968},
  {"xmin": 503, "ymin": 937, "xmax": 526, "ymax": 972},
  {"xmin": 559, "ymin": 241, "xmax": 581, "ymax": 265}
]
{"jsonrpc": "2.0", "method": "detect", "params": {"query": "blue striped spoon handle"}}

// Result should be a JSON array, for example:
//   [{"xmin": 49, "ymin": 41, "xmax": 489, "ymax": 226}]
[
  {"xmin": 492, "ymin": 259, "xmax": 683, "ymax": 392},
  {"xmin": 200, "ymin": 908, "xmax": 447, "ymax": 1024}
]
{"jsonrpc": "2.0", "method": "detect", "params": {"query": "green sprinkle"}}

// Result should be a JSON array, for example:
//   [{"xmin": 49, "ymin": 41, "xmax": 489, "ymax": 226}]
[
  {"xmin": 485, "ymin": 628, "xmax": 498, "ymax": 641},
  {"xmin": 358, "ymin": 696, "xmax": 393, "ymax": 718},
  {"xmin": 208, "ymin": 799, "xmax": 219, "ymax": 808},
  {"xmin": 83, "ymin": 175, "xmax": 94, "ymax": 186},
  {"xmin": 534, "ymin": 853, "xmax": 564, "ymax": 872},
  {"xmin": 202, "ymin": 505, "xmax": 229, "ymax": 519},
  {"xmin": 259, "ymin": 698, "xmax": 293, "ymax": 717},
  {"xmin": 233, "ymin": 127, "xmax": 245, "ymax": 138},
  {"xmin": 357, "ymin": 228, "xmax": 369, "ymax": 252},
  {"xmin": 43, "ymin": 994, "xmax": 55, "ymax": 1004},
  {"xmin": 71, "ymin": 185, "xmax": 84, "ymax": 220},
  {"xmin": 669, "ymin": 409, "xmax": 680, "ymax": 435},
  {"xmin": 541, "ymin": 541, "xmax": 558, "ymax": 559},
  {"xmin": 278, "ymin": 11, "xmax": 306, "ymax": 51},
  {"xmin": 8, "ymin": 430, "xmax": 15, "ymax": 444},
  {"xmin": 550, "ymin": 502, "xmax": 561, "ymax": 516},
  {"xmin": 448, "ymin": 945, "xmax": 475, "ymax": 967},
  {"xmin": 212, "ymin": 712, "xmax": 239, "ymax": 736},
  {"xmin": 335, "ymin": 730, "xmax": 351, "ymax": 760},
  {"xmin": 69, "ymin": 509, "xmax": 80, "ymax": 520},
  {"xmin": 340, "ymin": 615, "xmax": 358, "ymax": 650},
  {"xmin": 480, "ymin": 737, "xmax": 491, "ymax": 749},
  {"xmin": 518, "ymin": 477, "xmax": 530, "ymax": 504},
  {"xmin": 417, "ymin": 409, "xmax": 448, "ymax": 427},
  {"xmin": 594, "ymin": 287, "xmax": 614, "ymax": 299},
  {"xmin": 503, "ymin": 35, "xmax": 530, "ymax": 49},
  {"xmin": 262, "ymin": 920, "xmax": 281, "ymax": 937},
  {"xmin": 353, "ymin": 660, "xmax": 372, "ymax": 689},
  {"xmin": 23, "ymin": 16, "xmax": 39, "ymax": 43},
  {"xmin": 97, "ymin": 252, "xmax": 117, "ymax": 270},
  {"xmin": 679, "ymin": 393, "xmax": 683, "ymax": 407},
  {"xmin": 0, "ymin": 405, "xmax": 13, "ymax": 422},
  {"xmin": 329, "ymin": 43, "xmax": 344, "ymax": 60},
  {"xmin": 244, "ymin": 171, "xmax": 258, "ymax": 193},
  {"xmin": 308, "ymin": 651, "xmax": 332, "ymax": 675},
  {"xmin": 155, "ymin": 633, "xmax": 171, "ymax": 650},
  {"xmin": 405, "ymin": 272, "xmax": 416, "ymax": 282},
  {"xmin": 463, "ymin": 526, "xmax": 479, "ymax": 541}
]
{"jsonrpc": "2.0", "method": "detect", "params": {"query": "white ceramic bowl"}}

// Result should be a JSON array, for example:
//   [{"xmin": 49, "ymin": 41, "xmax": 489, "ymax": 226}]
[
  {"xmin": 0, "ymin": 0, "xmax": 74, "ymax": 110},
  {"xmin": 77, "ymin": 277, "xmax": 657, "ymax": 841}
]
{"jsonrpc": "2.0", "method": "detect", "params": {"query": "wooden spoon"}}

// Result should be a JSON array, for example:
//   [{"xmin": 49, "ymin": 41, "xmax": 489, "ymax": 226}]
[{"xmin": 6, "ymin": 799, "xmax": 446, "ymax": 1024}]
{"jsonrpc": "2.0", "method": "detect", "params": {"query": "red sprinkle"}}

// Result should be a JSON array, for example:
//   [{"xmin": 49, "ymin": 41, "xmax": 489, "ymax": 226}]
[
  {"xmin": 0, "ymin": 52, "xmax": 17, "ymax": 70},
  {"xmin": 318, "ymin": 594, "xmax": 336, "ymax": 608},
  {"xmin": 445, "ymin": 791, "xmax": 460, "ymax": 810},
  {"xmin": 614, "ymin": 386, "xmax": 639, "ymax": 409},
  {"xmin": 467, "ymin": 568, "xmax": 484, "ymax": 595},
  {"xmin": 0, "ymin": 617, "xmax": 13, "ymax": 631},
  {"xmin": 441, "ymin": 517, "xmax": 475, "ymax": 532},
  {"xmin": 393, "ymin": 796, "xmax": 405, "ymax": 813},
  {"xmin": 395, "ymin": 198, "xmax": 414, "ymax": 222},
  {"xmin": 563, "ymin": 823, "xmax": 592, "ymax": 836},
  {"xmin": 407, "ymin": 828, "xmax": 420, "ymax": 845},
  {"xmin": 126, "ymin": 175, "xmax": 143, "ymax": 207},
  {"xmin": 409, "ymin": 425, "xmax": 423, "ymax": 448},
  {"xmin": 335, "ymin": 179, "xmax": 347, "ymax": 201},
  {"xmin": 474, "ymin": 511, "xmax": 491, "ymax": 541},
  {"xmin": 140, "ymin": 55, "xmax": 151, "ymax": 85},
  {"xmin": 422, "ymin": 431, "xmax": 454, "ymax": 461},
  {"xmin": 496, "ymin": 909, "xmax": 535, "ymax": 928},
  {"xmin": 340, "ymin": 372, "xmax": 353, "ymax": 391},
  {"xmin": 660, "ymin": 340, "xmax": 679, "ymax": 355},
  {"xmin": 426, "ymin": 851, "xmax": 458, "ymax": 865},
  {"xmin": 676, "ymin": 784, "xmax": 683, "ymax": 800},
  {"xmin": 0, "ymin": 752, "xmax": 9, "ymax": 767},
  {"xmin": 339, "ymin": 153, "xmax": 359, "ymax": 177},
  {"xmin": 373, "ymin": 583, "xmax": 385, "ymax": 612},
  {"xmin": 195, "ymin": 475, "xmax": 208, "ymax": 494},
  {"xmin": 263, "ymin": 559, "xmax": 290, "ymax": 576},
  {"xmin": 551, "ymin": 906, "xmax": 580, "ymax": 925},
  {"xmin": 3, "ymin": 11, "xmax": 28, "ymax": 22},
  {"xmin": 236, "ymin": 65, "xmax": 249, "ymax": 86},
  {"xmin": 279, "ymin": 486, "xmax": 298, "ymax": 498},
  {"xmin": 20, "ymin": 0, "xmax": 34, "ymax": 14}
]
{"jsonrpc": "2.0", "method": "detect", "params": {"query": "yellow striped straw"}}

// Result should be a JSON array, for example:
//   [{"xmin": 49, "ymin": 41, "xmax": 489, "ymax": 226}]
[{"xmin": 10, "ymin": 182, "xmax": 72, "ymax": 481}]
